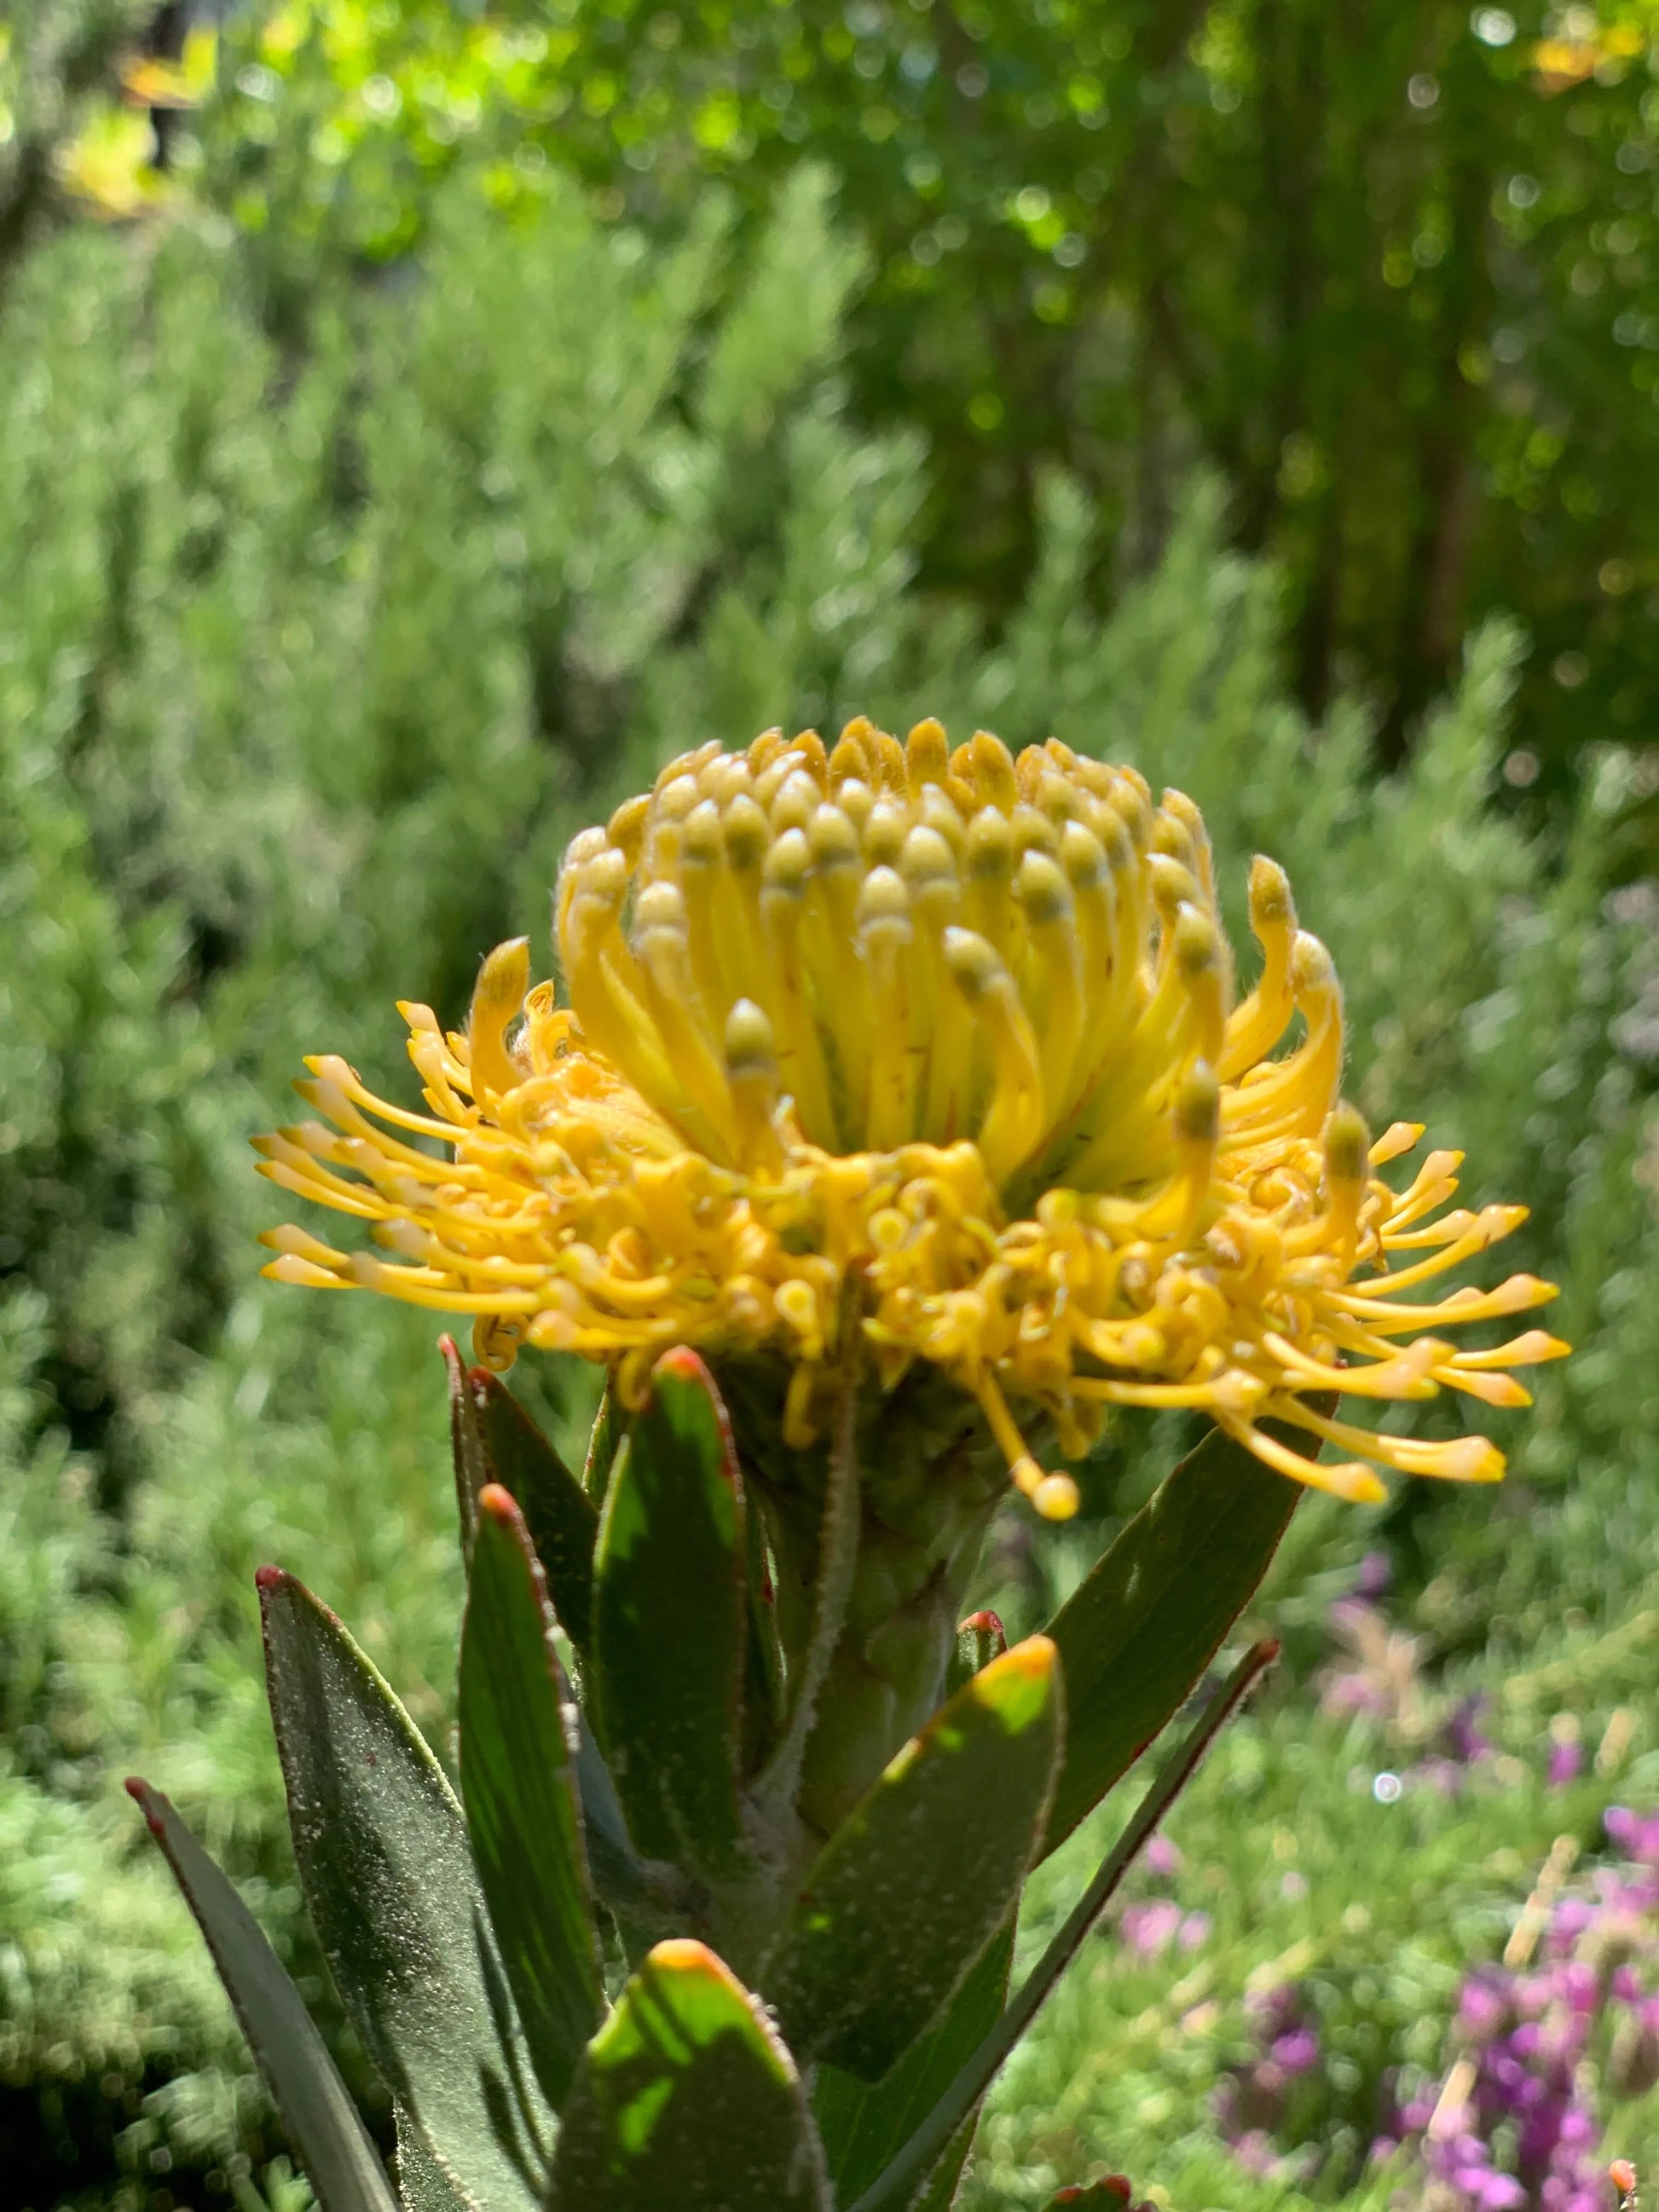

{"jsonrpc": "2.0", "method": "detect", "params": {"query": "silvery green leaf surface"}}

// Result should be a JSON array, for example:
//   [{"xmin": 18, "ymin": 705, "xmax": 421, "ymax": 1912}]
[
  {"xmin": 260, "ymin": 1569, "xmax": 552, "ymax": 2212},
  {"xmin": 127, "ymin": 1777, "xmax": 400, "ymax": 2212},
  {"xmin": 762, "ymin": 1637, "xmax": 1062, "ymax": 2083}
]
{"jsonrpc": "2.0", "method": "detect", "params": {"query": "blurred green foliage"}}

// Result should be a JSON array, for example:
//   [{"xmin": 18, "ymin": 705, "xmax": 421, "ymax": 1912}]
[
  {"xmin": 2, "ymin": 5, "xmax": 1658, "ymax": 2208},
  {"xmin": 107, "ymin": 0, "xmax": 1659, "ymax": 823}
]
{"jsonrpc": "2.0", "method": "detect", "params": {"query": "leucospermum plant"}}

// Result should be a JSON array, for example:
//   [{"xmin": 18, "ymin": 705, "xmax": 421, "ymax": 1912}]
[{"xmin": 130, "ymin": 722, "xmax": 1566, "ymax": 2212}]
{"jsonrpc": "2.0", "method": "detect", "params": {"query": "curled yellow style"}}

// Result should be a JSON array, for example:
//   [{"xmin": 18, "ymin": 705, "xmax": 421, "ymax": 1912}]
[{"xmin": 257, "ymin": 720, "xmax": 1565, "ymax": 1519}]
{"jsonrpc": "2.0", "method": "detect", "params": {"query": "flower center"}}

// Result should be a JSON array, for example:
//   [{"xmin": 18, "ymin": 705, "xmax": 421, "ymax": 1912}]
[{"xmin": 554, "ymin": 719, "xmax": 1314, "ymax": 1209}]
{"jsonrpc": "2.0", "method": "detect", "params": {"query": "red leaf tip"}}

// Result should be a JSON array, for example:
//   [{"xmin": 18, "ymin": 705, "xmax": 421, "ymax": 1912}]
[
  {"xmin": 962, "ymin": 1609, "xmax": 1005, "ymax": 1638},
  {"xmin": 654, "ymin": 1344, "xmax": 713, "ymax": 1384},
  {"xmin": 124, "ymin": 1776, "xmax": 165, "ymax": 1836},
  {"xmin": 477, "ymin": 1481, "xmax": 517, "ymax": 1522},
  {"xmin": 253, "ymin": 1563, "xmax": 285, "ymax": 1593}
]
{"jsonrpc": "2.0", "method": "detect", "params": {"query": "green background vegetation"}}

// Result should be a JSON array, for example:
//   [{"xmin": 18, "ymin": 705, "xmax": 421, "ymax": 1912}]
[{"xmin": 1, "ymin": 4, "xmax": 1657, "ymax": 2208}]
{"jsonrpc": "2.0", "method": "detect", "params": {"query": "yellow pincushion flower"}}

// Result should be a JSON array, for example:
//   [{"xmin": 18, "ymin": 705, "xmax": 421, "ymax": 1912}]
[{"xmin": 257, "ymin": 719, "xmax": 1565, "ymax": 1519}]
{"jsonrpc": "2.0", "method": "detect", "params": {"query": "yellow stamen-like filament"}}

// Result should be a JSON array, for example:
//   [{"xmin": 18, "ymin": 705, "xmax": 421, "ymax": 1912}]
[{"xmin": 257, "ymin": 720, "xmax": 1565, "ymax": 1512}]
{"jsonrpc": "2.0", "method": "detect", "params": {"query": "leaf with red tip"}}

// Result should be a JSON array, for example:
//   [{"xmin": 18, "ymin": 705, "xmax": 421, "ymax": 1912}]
[
  {"xmin": 460, "ymin": 1484, "xmax": 604, "ymax": 2111},
  {"xmin": 589, "ymin": 1349, "xmax": 750, "ymax": 1883},
  {"xmin": 547, "ymin": 1939, "xmax": 829, "ymax": 2212},
  {"xmin": 126, "ymin": 1777, "xmax": 398, "ymax": 2212},
  {"xmin": 945, "ymin": 1608, "xmax": 1008, "ymax": 1697},
  {"xmin": 468, "ymin": 1368, "xmax": 598, "ymax": 1652},
  {"xmin": 258, "ymin": 1568, "xmax": 550, "ymax": 2212},
  {"xmin": 1041, "ymin": 1422, "xmax": 1298, "ymax": 1857},
  {"xmin": 761, "ymin": 1637, "xmax": 1063, "ymax": 2082}
]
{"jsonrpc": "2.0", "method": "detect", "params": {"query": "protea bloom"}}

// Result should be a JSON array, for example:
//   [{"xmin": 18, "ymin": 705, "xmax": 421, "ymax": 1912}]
[{"xmin": 258, "ymin": 719, "xmax": 1562, "ymax": 1516}]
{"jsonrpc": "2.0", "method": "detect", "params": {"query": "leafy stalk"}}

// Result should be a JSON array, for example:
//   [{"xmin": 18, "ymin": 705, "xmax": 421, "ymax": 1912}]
[{"xmin": 749, "ymin": 1365, "xmax": 861, "ymax": 1838}]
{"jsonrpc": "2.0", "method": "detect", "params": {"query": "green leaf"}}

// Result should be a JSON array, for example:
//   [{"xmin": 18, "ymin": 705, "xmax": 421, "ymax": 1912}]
[
  {"xmin": 547, "ymin": 1938, "xmax": 829, "ymax": 2212},
  {"xmin": 125, "ymin": 1778, "xmax": 399, "ymax": 2212},
  {"xmin": 258, "ymin": 1568, "xmax": 552, "ymax": 2212},
  {"xmin": 471, "ymin": 1369, "xmax": 598, "ymax": 1654},
  {"xmin": 589, "ymin": 1349, "xmax": 750, "ymax": 1882},
  {"xmin": 396, "ymin": 2115, "xmax": 475, "ymax": 2212},
  {"xmin": 763, "ymin": 1637, "xmax": 1063, "ymax": 2082},
  {"xmin": 460, "ymin": 1485, "xmax": 605, "ymax": 2113},
  {"xmin": 814, "ymin": 1920, "xmax": 1012, "ymax": 2208},
  {"xmin": 1041, "ymin": 1422, "xmax": 1298, "ymax": 1857},
  {"xmin": 845, "ymin": 1644, "xmax": 1275, "ymax": 2212},
  {"xmin": 945, "ymin": 1608, "xmax": 1008, "ymax": 1700},
  {"xmin": 582, "ymin": 1382, "xmax": 620, "ymax": 1505},
  {"xmin": 444, "ymin": 1334, "xmax": 488, "ymax": 1565}
]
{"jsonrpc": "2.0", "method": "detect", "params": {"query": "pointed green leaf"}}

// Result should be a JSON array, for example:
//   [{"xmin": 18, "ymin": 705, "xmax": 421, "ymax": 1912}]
[
  {"xmin": 258, "ymin": 1568, "xmax": 552, "ymax": 2212},
  {"xmin": 582, "ymin": 1383, "xmax": 619, "ymax": 1505},
  {"xmin": 1041, "ymin": 1422, "xmax": 1298, "ymax": 1857},
  {"xmin": 126, "ymin": 1779, "xmax": 399, "ymax": 2212},
  {"xmin": 444, "ymin": 1334, "xmax": 488, "ymax": 1564},
  {"xmin": 814, "ymin": 1920, "xmax": 1012, "ymax": 2208},
  {"xmin": 846, "ymin": 1644, "xmax": 1275, "ymax": 2212},
  {"xmin": 945, "ymin": 1608, "xmax": 1008, "ymax": 1701},
  {"xmin": 460, "ymin": 1485, "xmax": 605, "ymax": 2112},
  {"xmin": 589, "ymin": 1349, "xmax": 749, "ymax": 1882},
  {"xmin": 471, "ymin": 1370, "xmax": 598, "ymax": 1654},
  {"xmin": 763, "ymin": 1637, "xmax": 1063, "ymax": 2082},
  {"xmin": 547, "ymin": 1938, "xmax": 829, "ymax": 2212}
]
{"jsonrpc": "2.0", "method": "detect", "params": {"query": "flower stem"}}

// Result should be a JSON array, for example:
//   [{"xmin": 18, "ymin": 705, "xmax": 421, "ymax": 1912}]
[{"xmin": 749, "ymin": 1365, "xmax": 862, "ymax": 1846}]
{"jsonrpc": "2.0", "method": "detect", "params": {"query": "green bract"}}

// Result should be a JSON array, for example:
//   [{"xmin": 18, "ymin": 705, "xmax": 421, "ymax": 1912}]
[{"xmin": 132, "ymin": 1346, "xmax": 1287, "ymax": 2209}]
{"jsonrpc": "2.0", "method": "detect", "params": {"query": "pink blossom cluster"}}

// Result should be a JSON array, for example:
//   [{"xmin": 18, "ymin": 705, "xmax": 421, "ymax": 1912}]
[{"xmin": 1375, "ymin": 1805, "xmax": 1659, "ymax": 2209}]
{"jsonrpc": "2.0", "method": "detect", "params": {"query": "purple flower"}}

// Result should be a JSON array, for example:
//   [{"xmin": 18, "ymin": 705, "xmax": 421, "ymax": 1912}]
[
  {"xmin": 1606, "ymin": 1805, "xmax": 1659, "ymax": 1865},
  {"xmin": 1119, "ymin": 1900, "xmax": 1182, "ymax": 1958},
  {"xmin": 1458, "ymin": 1974, "xmax": 1509, "ymax": 2041},
  {"xmin": 1230, "ymin": 2130, "xmax": 1276, "ymax": 2175},
  {"xmin": 1444, "ymin": 1695, "xmax": 1494, "ymax": 1765},
  {"xmin": 1547, "ymin": 1737, "xmax": 1584, "ymax": 1788},
  {"xmin": 1456, "ymin": 2168, "xmax": 1526, "ymax": 2209},
  {"xmin": 1143, "ymin": 1834, "xmax": 1182, "ymax": 1879},
  {"xmin": 1355, "ymin": 1549, "xmax": 1393, "ymax": 1599},
  {"xmin": 1270, "ymin": 2027, "xmax": 1320, "ymax": 2075}
]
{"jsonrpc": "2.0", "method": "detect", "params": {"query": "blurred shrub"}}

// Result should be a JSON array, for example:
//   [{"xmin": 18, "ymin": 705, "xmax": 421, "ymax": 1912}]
[
  {"xmin": 1, "ymin": 142, "xmax": 1656, "ymax": 2209},
  {"xmin": 124, "ymin": 0, "xmax": 1659, "ymax": 825}
]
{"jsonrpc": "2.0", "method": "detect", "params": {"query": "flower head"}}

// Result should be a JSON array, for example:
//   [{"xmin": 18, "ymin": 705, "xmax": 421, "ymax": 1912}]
[{"xmin": 257, "ymin": 719, "xmax": 1564, "ymax": 1516}]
